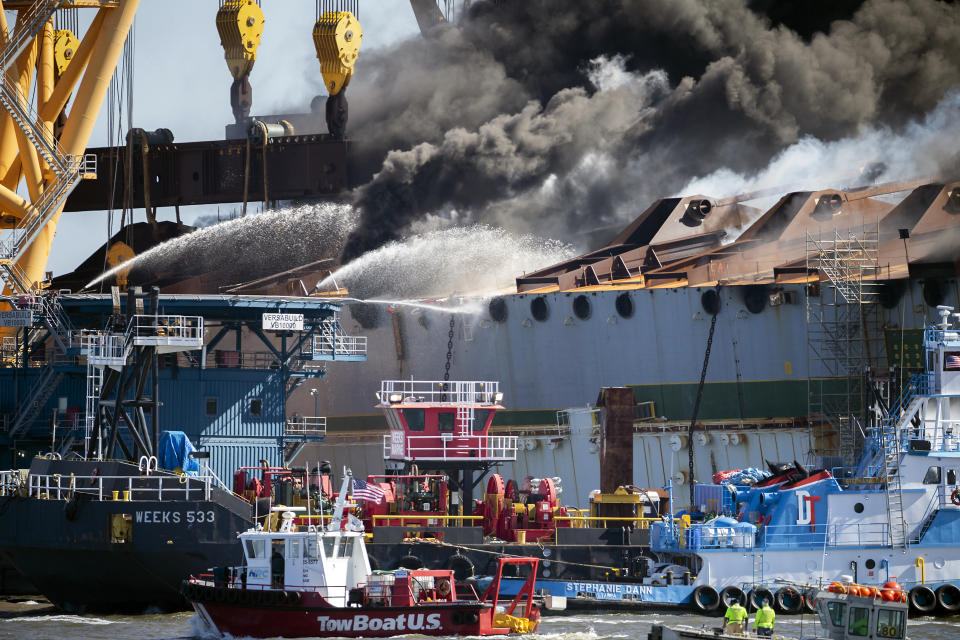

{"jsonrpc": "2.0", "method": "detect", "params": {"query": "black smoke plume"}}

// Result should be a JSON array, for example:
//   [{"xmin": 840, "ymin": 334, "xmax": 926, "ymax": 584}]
[{"xmin": 338, "ymin": 0, "xmax": 960, "ymax": 261}]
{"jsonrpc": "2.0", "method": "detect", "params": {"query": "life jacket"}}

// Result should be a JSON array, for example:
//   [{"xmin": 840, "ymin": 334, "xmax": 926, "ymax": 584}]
[
  {"xmin": 725, "ymin": 604, "xmax": 747, "ymax": 622},
  {"xmin": 755, "ymin": 605, "xmax": 776, "ymax": 628}
]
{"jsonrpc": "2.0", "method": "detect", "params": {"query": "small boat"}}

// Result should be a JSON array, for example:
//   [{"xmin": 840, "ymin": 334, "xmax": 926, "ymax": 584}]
[
  {"xmin": 182, "ymin": 469, "xmax": 544, "ymax": 638},
  {"xmin": 647, "ymin": 583, "xmax": 909, "ymax": 640}
]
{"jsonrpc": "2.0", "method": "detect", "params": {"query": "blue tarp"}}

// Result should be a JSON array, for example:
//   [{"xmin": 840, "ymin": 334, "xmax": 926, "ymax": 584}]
[
  {"xmin": 158, "ymin": 431, "xmax": 200, "ymax": 475},
  {"xmin": 722, "ymin": 467, "xmax": 770, "ymax": 486}
]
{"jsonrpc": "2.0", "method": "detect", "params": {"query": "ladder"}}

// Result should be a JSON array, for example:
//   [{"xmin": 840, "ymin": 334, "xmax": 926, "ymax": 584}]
[
  {"xmin": 8, "ymin": 367, "xmax": 63, "ymax": 437},
  {"xmin": 456, "ymin": 382, "xmax": 474, "ymax": 436},
  {"xmin": 879, "ymin": 375, "xmax": 928, "ymax": 548},
  {"xmin": 752, "ymin": 553, "xmax": 763, "ymax": 587},
  {"xmin": 84, "ymin": 359, "xmax": 104, "ymax": 459}
]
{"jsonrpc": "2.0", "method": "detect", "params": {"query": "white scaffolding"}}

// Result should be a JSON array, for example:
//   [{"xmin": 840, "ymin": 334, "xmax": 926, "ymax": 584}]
[{"xmin": 805, "ymin": 222, "xmax": 882, "ymax": 466}]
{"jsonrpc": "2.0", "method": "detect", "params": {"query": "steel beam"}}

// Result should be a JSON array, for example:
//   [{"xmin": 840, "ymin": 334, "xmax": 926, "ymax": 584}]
[{"xmin": 63, "ymin": 135, "xmax": 350, "ymax": 211}]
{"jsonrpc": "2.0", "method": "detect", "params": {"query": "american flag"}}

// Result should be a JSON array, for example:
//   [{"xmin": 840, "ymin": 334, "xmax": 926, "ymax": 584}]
[
  {"xmin": 352, "ymin": 478, "xmax": 385, "ymax": 504},
  {"xmin": 947, "ymin": 355, "xmax": 960, "ymax": 370}
]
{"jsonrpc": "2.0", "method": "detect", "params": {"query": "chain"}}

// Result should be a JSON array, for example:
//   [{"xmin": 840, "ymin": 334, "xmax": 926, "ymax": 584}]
[{"xmin": 443, "ymin": 316, "xmax": 455, "ymax": 381}]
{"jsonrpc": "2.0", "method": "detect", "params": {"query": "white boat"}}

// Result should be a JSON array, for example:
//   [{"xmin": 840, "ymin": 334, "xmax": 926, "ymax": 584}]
[{"xmin": 650, "ymin": 305, "xmax": 960, "ymax": 617}]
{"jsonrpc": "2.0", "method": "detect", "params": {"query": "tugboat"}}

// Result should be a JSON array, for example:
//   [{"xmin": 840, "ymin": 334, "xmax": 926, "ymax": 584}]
[
  {"xmin": 183, "ymin": 469, "xmax": 545, "ymax": 638},
  {"xmin": 647, "ymin": 305, "xmax": 960, "ymax": 617},
  {"xmin": 647, "ymin": 582, "xmax": 909, "ymax": 639}
]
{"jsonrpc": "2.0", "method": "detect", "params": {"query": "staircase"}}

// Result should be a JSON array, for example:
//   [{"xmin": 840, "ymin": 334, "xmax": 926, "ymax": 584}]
[
  {"xmin": 913, "ymin": 490, "xmax": 943, "ymax": 544},
  {"xmin": 38, "ymin": 295, "xmax": 75, "ymax": 354},
  {"xmin": 878, "ymin": 374, "xmax": 931, "ymax": 548},
  {"xmin": 0, "ymin": 0, "xmax": 64, "ymax": 75},
  {"xmin": 8, "ymin": 367, "xmax": 63, "ymax": 437},
  {"xmin": 818, "ymin": 262, "xmax": 856, "ymax": 302},
  {"xmin": 306, "ymin": 317, "xmax": 367, "ymax": 362}
]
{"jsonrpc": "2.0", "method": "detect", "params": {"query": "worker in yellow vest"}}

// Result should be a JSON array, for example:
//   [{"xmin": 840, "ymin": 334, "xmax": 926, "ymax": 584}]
[
  {"xmin": 754, "ymin": 598, "xmax": 776, "ymax": 637},
  {"xmin": 722, "ymin": 599, "xmax": 748, "ymax": 635}
]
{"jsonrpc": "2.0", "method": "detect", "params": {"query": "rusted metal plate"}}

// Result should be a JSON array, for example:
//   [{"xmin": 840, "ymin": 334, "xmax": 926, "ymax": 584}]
[
  {"xmin": 597, "ymin": 387, "xmax": 635, "ymax": 494},
  {"xmin": 64, "ymin": 135, "xmax": 349, "ymax": 211}
]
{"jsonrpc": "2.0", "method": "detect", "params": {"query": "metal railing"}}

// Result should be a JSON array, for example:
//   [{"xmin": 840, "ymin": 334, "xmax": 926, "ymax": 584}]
[
  {"xmin": 383, "ymin": 434, "xmax": 518, "ymax": 461},
  {"xmin": 129, "ymin": 314, "xmax": 204, "ymax": 346},
  {"xmin": 556, "ymin": 406, "xmax": 600, "ymax": 436},
  {"xmin": 0, "ymin": 66, "xmax": 71, "ymax": 172},
  {"xmin": 285, "ymin": 416, "xmax": 327, "ymax": 437},
  {"xmin": 310, "ymin": 332, "xmax": 367, "ymax": 358},
  {"xmin": 0, "ymin": 0, "xmax": 64, "ymax": 74},
  {"xmin": 35, "ymin": 294, "xmax": 75, "ymax": 353},
  {"xmin": 80, "ymin": 153, "xmax": 97, "ymax": 176},
  {"xmin": 0, "ymin": 336, "xmax": 16, "ymax": 361},
  {"xmin": 554, "ymin": 515, "xmax": 661, "ymax": 529},
  {"xmin": 0, "ymin": 470, "xmax": 25, "ymax": 496},
  {"xmin": 925, "ymin": 327, "xmax": 960, "ymax": 347},
  {"xmin": 371, "ymin": 514, "xmax": 482, "ymax": 527},
  {"xmin": 913, "ymin": 486, "xmax": 952, "ymax": 543},
  {"xmin": 81, "ymin": 330, "xmax": 130, "ymax": 365},
  {"xmin": 654, "ymin": 521, "xmax": 893, "ymax": 551},
  {"xmin": 190, "ymin": 574, "xmax": 449, "ymax": 609},
  {"xmin": 175, "ymin": 350, "xmax": 281, "ymax": 370},
  {"xmin": 27, "ymin": 473, "xmax": 215, "ymax": 502},
  {"xmin": 380, "ymin": 380, "xmax": 501, "ymax": 405},
  {"xmin": 856, "ymin": 373, "xmax": 936, "ymax": 478}
]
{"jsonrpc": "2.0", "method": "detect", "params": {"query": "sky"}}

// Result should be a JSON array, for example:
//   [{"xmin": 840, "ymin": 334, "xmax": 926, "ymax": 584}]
[{"xmin": 24, "ymin": 0, "xmax": 420, "ymax": 276}]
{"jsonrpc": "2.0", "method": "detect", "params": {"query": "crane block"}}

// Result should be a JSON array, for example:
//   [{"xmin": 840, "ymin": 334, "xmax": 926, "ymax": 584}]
[
  {"xmin": 105, "ymin": 241, "xmax": 135, "ymax": 289},
  {"xmin": 216, "ymin": 0, "xmax": 265, "ymax": 79},
  {"xmin": 53, "ymin": 30, "xmax": 80, "ymax": 78},
  {"xmin": 313, "ymin": 11, "xmax": 362, "ymax": 95}
]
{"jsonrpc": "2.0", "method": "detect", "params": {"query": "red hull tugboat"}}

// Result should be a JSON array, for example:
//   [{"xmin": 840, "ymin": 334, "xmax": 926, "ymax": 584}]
[{"xmin": 183, "ymin": 469, "xmax": 544, "ymax": 638}]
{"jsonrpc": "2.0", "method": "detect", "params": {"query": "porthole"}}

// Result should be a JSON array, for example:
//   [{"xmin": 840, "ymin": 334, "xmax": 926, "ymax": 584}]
[
  {"xmin": 743, "ymin": 285, "xmax": 767, "ymax": 314},
  {"xmin": 488, "ymin": 297, "xmax": 508, "ymax": 323},
  {"xmin": 865, "ymin": 559, "xmax": 875, "ymax": 569},
  {"xmin": 923, "ymin": 279, "xmax": 945, "ymax": 308},
  {"xmin": 878, "ymin": 281, "xmax": 906, "ymax": 310},
  {"xmin": 572, "ymin": 295, "xmax": 591, "ymax": 320},
  {"xmin": 531, "ymin": 296, "xmax": 549, "ymax": 322},
  {"xmin": 615, "ymin": 293, "xmax": 634, "ymax": 319},
  {"xmin": 701, "ymin": 290, "xmax": 721, "ymax": 316},
  {"xmin": 854, "ymin": 502, "xmax": 865, "ymax": 513}
]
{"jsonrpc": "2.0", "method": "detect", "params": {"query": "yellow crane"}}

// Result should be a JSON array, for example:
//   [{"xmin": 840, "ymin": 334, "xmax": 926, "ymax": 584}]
[
  {"xmin": 1, "ymin": 0, "xmax": 361, "ymax": 310},
  {"xmin": 0, "ymin": 0, "xmax": 139, "ymax": 303}
]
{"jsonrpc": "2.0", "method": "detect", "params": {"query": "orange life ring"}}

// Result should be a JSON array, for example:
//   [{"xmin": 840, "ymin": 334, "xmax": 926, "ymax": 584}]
[{"xmin": 951, "ymin": 487, "xmax": 960, "ymax": 506}]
